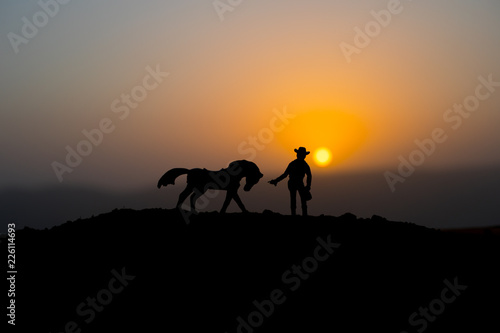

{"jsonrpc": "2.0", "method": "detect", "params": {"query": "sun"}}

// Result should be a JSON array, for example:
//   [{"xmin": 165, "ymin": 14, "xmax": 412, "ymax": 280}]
[
  {"xmin": 313, "ymin": 147, "xmax": 332, "ymax": 167},
  {"xmin": 276, "ymin": 110, "xmax": 368, "ymax": 168}
]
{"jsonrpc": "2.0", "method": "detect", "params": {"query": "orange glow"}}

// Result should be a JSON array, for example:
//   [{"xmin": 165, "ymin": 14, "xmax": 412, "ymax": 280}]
[{"xmin": 277, "ymin": 111, "xmax": 368, "ymax": 169}]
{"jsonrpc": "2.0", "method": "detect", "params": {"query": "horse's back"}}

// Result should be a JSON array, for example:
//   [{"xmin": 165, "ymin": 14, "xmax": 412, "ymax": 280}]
[{"xmin": 186, "ymin": 168, "xmax": 210, "ymax": 184}]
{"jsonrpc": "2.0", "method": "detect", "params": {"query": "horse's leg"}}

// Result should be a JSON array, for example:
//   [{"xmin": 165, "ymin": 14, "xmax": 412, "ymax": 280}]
[
  {"xmin": 176, "ymin": 184, "xmax": 194, "ymax": 209},
  {"xmin": 189, "ymin": 188, "xmax": 205, "ymax": 213},
  {"xmin": 232, "ymin": 192, "xmax": 248, "ymax": 213},
  {"xmin": 220, "ymin": 191, "xmax": 233, "ymax": 214}
]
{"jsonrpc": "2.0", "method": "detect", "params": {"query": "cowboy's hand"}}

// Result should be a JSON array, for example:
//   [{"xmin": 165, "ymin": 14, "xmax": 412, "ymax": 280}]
[
  {"xmin": 305, "ymin": 185, "xmax": 311, "ymax": 191},
  {"xmin": 268, "ymin": 179, "xmax": 278, "ymax": 186}
]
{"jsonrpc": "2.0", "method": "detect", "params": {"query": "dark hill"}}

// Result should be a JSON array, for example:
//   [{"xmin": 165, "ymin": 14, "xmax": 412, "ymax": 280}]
[{"xmin": 7, "ymin": 209, "xmax": 500, "ymax": 332}]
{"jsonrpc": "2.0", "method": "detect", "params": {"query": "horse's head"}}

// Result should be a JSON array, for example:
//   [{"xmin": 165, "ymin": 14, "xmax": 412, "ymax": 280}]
[
  {"xmin": 228, "ymin": 160, "xmax": 263, "ymax": 192},
  {"xmin": 244, "ymin": 170, "xmax": 263, "ymax": 191}
]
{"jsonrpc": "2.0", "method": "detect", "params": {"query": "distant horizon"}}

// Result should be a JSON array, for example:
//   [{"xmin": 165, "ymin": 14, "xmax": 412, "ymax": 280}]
[{"xmin": 2, "ymin": 166, "xmax": 500, "ymax": 231}]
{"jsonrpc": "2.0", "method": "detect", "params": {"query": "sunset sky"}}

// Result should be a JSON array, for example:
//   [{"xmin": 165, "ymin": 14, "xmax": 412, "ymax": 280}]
[{"xmin": 1, "ymin": 0, "xmax": 500, "ymax": 228}]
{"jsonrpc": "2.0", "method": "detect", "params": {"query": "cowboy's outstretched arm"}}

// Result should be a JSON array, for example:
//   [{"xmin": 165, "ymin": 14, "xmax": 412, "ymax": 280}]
[
  {"xmin": 274, "ymin": 170, "xmax": 288, "ymax": 183},
  {"xmin": 269, "ymin": 165, "xmax": 290, "ymax": 185}
]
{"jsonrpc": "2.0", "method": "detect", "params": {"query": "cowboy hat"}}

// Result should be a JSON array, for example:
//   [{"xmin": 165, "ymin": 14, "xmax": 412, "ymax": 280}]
[{"xmin": 294, "ymin": 147, "xmax": 310, "ymax": 155}]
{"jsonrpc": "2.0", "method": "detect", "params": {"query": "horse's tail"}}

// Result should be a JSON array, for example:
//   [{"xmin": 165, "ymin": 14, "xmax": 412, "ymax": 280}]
[{"xmin": 157, "ymin": 168, "xmax": 190, "ymax": 188}]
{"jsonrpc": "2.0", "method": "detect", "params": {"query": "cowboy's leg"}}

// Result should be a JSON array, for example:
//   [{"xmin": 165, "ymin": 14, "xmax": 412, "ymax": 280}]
[
  {"xmin": 299, "ymin": 187, "xmax": 308, "ymax": 216},
  {"xmin": 289, "ymin": 187, "xmax": 297, "ymax": 215}
]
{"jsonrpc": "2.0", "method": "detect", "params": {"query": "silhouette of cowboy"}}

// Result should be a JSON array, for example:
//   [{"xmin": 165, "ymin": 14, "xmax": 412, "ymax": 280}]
[{"xmin": 269, "ymin": 147, "xmax": 312, "ymax": 216}]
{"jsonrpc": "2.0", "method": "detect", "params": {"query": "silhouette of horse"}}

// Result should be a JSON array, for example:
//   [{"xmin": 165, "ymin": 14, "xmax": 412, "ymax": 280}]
[{"xmin": 157, "ymin": 160, "xmax": 263, "ymax": 213}]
